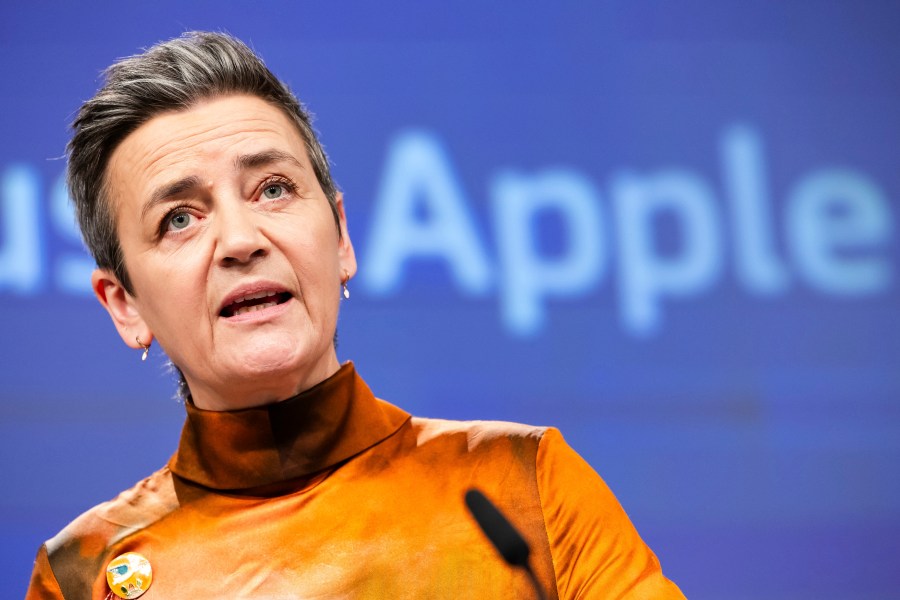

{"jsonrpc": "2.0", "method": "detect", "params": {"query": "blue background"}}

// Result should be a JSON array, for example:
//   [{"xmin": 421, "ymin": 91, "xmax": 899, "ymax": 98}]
[{"xmin": 2, "ymin": 3, "xmax": 899, "ymax": 598}]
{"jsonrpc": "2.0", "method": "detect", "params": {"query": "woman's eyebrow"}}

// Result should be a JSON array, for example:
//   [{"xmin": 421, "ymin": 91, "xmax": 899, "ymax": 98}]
[
  {"xmin": 138, "ymin": 150, "xmax": 306, "ymax": 221},
  {"xmin": 141, "ymin": 175, "xmax": 203, "ymax": 221},
  {"xmin": 234, "ymin": 149, "xmax": 305, "ymax": 172}
]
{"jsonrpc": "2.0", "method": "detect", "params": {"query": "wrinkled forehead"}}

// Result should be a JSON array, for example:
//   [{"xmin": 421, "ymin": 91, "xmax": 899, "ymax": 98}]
[{"xmin": 104, "ymin": 94, "xmax": 315, "ymax": 216}]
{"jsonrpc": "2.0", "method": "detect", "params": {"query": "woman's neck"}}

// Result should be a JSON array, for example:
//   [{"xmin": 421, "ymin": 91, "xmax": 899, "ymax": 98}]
[{"xmin": 185, "ymin": 352, "xmax": 342, "ymax": 411}]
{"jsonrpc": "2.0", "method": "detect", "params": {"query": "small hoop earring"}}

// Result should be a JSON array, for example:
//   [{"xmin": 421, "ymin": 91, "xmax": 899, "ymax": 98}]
[
  {"xmin": 341, "ymin": 269, "xmax": 351, "ymax": 300},
  {"xmin": 136, "ymin": 336, "xmax": 150, "ymax": 362}
]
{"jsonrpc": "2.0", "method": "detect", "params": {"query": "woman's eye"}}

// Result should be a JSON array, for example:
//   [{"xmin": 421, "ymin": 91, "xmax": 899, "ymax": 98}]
[
  {"xmin": 263, "ymin": 183, "xmax": 285, "ymax": 199},
  {"xmin": 167, "ymin": 212, "xmax": 193, "ymax": 231}
]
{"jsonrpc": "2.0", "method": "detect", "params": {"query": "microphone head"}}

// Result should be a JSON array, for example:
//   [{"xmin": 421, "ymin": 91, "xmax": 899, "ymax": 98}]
[{"xmin": 465, "ymin": 488, "xmax": 530, "ymax": 568}]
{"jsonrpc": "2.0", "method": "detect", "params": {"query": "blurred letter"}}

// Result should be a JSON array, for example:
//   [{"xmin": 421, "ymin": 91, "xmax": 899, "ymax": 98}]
[
  {"xmin": 787, "ymin": 169, "xmax": 892, "ymax": 294},
  {"xmin": 364, "ymin": 131, "xmax": 491, "ymax": 295},
  {"xmin": 721, "ymin": 124, "xmax": 790, "ymax": 294},
  {"xmin": 492, "ymin": 169, "xmax": 605, "ymax": 336},
  {"xmin": 51, "ymin": 173, "xmax": 93, "ymax": 295},
  {"xmin": 612, "ymin": 170, "xmax": 722, "ymax": 335},
  {"xmin": 0, "ymin": 165, "xmax": 42, "ymax": 294}
]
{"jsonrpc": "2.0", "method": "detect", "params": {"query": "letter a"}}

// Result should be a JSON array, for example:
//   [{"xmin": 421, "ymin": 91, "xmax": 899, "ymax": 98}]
[{"xmin": 363, "ymin": 131, "xmax": 491, "ymax": 295}]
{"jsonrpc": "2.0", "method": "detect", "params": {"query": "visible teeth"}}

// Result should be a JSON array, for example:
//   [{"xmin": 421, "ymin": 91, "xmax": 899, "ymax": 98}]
[
  {"xmin": 232, "ymin": 301, "xmax": 278, "ymax": 316},
  {"xmin": 233, "ymin": 290, "xmax": 278, "ymax": 304}
]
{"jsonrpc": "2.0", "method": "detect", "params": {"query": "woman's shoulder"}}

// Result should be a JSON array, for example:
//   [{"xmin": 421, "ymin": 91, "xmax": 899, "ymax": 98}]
[
  {"xmin": 30, "ymin": 465, "xmax": 177, "ymax": 597},
  {"xmin": 408, "ymin": 415, "xmax": 550, "ymax": 447},
  {"xmin": 44, "ymin": 465, "xmax": 178, "ymax": 563},
  {"xmin": 397, "ymin": 415, "xmax": 562, "ymax": 474}
]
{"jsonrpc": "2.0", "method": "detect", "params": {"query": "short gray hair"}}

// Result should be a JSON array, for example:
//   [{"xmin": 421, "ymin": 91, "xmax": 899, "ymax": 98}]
[{"xmin": 68, "ymin": 31, "xmax": 340, "ymax": 294}]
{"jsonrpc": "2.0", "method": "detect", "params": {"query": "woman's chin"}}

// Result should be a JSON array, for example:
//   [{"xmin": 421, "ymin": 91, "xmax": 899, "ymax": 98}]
[
  {"xmin": 221, "ymin": 334, "xmax": 333, "ymax": 389},
  {"xmin": 180, "ymin": 330, "xmax": 336, "ymax": 408},
  {"xmin": 228, "ymin": 336, "xmax": 306, "ymax": 378}
]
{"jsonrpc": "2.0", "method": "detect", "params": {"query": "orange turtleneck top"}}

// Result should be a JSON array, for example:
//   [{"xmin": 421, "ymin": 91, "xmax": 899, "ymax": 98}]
[{"xmin": 26, "ymin": 363, "xmax": 684, "ymax": 599}]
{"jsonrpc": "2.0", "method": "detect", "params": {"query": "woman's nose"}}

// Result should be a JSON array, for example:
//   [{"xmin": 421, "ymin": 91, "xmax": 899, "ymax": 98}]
[{"xmin": 213, "ymin": 203, "xmax": 270, "ymax": 266}]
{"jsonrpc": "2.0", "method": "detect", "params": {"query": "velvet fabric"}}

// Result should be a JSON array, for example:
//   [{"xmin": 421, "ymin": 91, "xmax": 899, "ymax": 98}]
[{"xmin": 26, "ymin": 363, "xmax": 684, "ymax": 599}]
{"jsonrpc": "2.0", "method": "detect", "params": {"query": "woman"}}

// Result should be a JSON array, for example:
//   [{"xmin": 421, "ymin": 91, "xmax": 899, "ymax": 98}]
[{"xmin": 26, "ymin": 32, "xmax": 683, "ymax": 599}]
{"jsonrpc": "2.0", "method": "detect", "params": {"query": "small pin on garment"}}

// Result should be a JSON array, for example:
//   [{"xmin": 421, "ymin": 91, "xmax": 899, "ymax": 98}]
[{"xmin": 105, "ymin": 552, "xmax": 153, "ymax": 599}]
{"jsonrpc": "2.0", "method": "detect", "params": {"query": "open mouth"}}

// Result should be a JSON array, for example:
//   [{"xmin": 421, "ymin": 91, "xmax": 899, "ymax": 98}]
[{"xmin": 220, "ymin": 291, "xmax": 292, "ymax": 318}]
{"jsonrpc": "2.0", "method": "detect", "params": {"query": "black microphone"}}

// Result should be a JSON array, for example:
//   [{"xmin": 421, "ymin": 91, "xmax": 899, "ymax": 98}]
[{"xmin": 464, "ymin": 488, "xmax": 548, "ymax": 600}]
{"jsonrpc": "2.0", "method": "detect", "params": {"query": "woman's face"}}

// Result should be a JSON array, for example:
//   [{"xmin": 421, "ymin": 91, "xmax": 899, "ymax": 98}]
[{"xmin": 95, "ymin": 94, "xmax": 356, "ymax": 410}]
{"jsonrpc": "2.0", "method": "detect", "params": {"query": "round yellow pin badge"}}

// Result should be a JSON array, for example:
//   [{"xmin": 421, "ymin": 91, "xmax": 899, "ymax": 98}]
[{"xmin": 106, "ymin": 552, "xmax": 152, "ymax": 599}]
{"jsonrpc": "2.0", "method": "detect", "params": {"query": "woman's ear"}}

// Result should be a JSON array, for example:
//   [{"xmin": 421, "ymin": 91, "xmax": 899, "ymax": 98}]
[
  {"xmin": 334, "ymin": 193, "xmax": 357, "ymax": 279},
  {"xmin": 91, "ymin": 269, "xmax": 152, "ymax": 349}
]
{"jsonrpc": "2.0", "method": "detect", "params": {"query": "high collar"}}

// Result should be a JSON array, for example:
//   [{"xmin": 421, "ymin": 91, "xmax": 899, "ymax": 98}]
[{"xmin": 168, "ymin": 362, "xmax": 410, "ymax": 491}]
